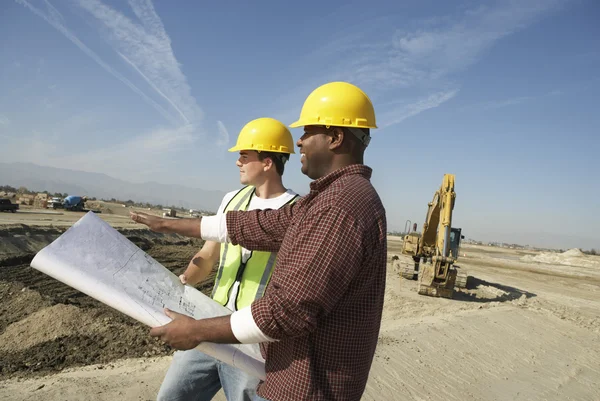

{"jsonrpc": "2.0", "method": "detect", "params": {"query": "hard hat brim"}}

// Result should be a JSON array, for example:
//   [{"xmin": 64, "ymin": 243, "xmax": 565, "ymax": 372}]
[
  {"xmin": 289, "ymin": 120, "xmax": 303, "ymax": 128},
  {"xmin": 289, "ymin": 119, "xmax": 378, "ymax": 129},
  {"xmin": 228, "ymin": 145, "xmax": 295, "ymax": 154}
]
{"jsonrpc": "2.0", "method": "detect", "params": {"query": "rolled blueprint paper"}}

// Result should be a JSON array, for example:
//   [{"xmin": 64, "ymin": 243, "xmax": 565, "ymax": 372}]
[{"xmin": 30, "ymin": 211, "xmax": 265, "ymax": 380}]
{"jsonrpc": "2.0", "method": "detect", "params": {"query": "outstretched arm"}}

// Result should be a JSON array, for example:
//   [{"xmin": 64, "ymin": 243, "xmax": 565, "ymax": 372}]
[
  {"xmin": 131, "ymin": 200, "xmax": 299, "ymax": 252},
  {"xmin": 130, "ymin": 211, "xmax": 202, "ymax": 238},
  {"xmin": 225, "ymin": 202, "xmax": 298, "ymax": 252}
]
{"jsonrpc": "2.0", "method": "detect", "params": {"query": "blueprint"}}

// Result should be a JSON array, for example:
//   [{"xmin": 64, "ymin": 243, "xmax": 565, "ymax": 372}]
[{"xmin": 30, "ymin": 211, "xmax": 265, "ymax": 380}]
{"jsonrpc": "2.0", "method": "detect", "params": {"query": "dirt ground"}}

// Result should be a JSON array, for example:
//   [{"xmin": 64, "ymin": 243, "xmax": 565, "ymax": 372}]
[
  {"xmin": 0, "ymin": 206, "xmax": 213, "ymax": 379},
  {"xmin": 1, "ymin": 208, "xmax": 599, "ymax": 400}
]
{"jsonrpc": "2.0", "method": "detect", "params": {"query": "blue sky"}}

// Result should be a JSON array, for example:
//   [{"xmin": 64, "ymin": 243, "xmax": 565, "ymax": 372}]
[{"xmin": 1, "ymin": 0, "xmax": 599, "ymax": 249}]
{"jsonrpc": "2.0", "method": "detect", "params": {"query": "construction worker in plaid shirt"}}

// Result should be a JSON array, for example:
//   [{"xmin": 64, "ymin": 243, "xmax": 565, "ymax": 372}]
[{"xmin": 134, "ymin": 82, "xmax": 386, "ymax": 401}]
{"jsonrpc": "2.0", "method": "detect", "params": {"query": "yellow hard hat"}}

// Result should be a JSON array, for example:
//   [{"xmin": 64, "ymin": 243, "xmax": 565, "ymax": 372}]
[
  {"xmin": 228, "ymin": 117, "xmax": 295, "ymax": 154},
  {"xmin": 289, "ymin": 81, "xmax": 377, "ymax": 129}
]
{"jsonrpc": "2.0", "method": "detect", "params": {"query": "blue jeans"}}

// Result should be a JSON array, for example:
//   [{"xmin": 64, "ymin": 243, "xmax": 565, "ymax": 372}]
[{"xmin": 157, "ymin": 349, "xmax": 260, "ymax": 401}]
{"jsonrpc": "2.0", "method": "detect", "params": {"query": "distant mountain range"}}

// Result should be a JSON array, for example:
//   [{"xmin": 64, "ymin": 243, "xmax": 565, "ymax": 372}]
[{"xmin": 0, "ymin": 162, "xmax": 225, "ymax": 212}]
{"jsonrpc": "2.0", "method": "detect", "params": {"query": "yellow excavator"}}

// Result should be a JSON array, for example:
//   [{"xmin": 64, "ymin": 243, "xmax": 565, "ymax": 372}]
[{"xmin": 400, "ymin": 173, "xmax": 467, "ymax": 298}]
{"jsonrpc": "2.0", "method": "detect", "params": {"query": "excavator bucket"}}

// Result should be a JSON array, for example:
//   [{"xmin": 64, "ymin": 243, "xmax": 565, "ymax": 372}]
[{"xmin": 417, "ymin": 256, "xmax": 457, "ymax": 299}]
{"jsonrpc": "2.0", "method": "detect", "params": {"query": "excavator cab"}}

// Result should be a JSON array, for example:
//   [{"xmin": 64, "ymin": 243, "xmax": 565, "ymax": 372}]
[{"xmin": 448, "ymin": 228, "xmax": 464, "ymax": 259}]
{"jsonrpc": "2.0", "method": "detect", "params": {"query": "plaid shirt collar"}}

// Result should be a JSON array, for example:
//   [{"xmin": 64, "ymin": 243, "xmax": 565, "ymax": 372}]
[{"xmin": 309, "ymin": 164, "xmax": 373, "ymax": 193}]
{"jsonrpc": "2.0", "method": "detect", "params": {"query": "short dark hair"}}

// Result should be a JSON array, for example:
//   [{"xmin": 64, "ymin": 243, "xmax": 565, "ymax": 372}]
[
  {"xmin": 257, "ymin": 151, "xmax": 289, "ymax": 176},
  {"xmin": 342, "ymin": 127, "xmax": 370, "ymax": 145}
]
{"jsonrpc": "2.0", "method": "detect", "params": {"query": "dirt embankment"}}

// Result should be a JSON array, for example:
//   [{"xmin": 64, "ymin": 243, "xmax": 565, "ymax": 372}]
[{"xmin": 0, "ymin": 224, "xmax": 213, "ymax": 380}]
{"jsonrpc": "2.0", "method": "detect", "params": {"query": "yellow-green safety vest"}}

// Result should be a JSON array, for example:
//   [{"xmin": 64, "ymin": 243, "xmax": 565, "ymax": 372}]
[{"xmin": 211, "ymin": 186, "xmax": 299, "ymax": 310}]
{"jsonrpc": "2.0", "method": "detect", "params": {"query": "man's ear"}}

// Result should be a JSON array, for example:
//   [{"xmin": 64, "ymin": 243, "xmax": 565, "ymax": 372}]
[
  {"xmin": 262, "ymin": 156, "xmax": 274, "ymax": 171},
  {"xmin": 328, "ymin": 127, "xmax": 344, "ymax": 150}
]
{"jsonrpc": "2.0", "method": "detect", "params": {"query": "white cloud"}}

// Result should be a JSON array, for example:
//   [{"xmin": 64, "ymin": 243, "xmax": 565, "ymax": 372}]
[
  {"xmin": 59, "ymin": 125, "xmax": 195, "ymax": 180},
  {"xmin": 351, "ymin": 0, "xmax": 566, "ymax": 88},
  {"xmin": 216, "ymin": 121, "xmax": 230, "ymax": 147},
  {"xmin": 43, "ymin": 0, "xmax": 64, "ymax": 23},
  {"xmin": 15, "ymin": 0, "xmax": 232, "ymax": 176},
  {"xmin": 291, "ymin": 0, "xmax": 566, "ymax": 128},
  {"xmin": 477, "ymin": 96, "xmax": 532, "ymax": 110},
  {"xmin": 16, "ymin": 0, "xmax": 177, "ymax": 125},
  {"xmin": 462, "ymin": 88, "xmax": 565, "ymax": 111},
  {"xmin": 378, "ymin": 89, "xmax": 459, "ymax": 128},
  {"xmin": 0, "ymin": 115, "xmax": 10, "ymax": 125},
  {"xmin": 74, "ymin": 0, "xmax": 203, "ymax": 127}
]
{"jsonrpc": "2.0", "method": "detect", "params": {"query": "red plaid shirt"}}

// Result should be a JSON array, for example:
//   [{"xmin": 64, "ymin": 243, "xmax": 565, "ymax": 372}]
[{"xmin": 226, "ymin": 164, "xmax": 387, "ymax": 401}]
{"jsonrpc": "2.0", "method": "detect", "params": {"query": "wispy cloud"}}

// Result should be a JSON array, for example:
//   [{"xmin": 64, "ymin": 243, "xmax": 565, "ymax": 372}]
[
  {"xmin": 0, "ymin": 115, "xmax": 10, "ymax": 126},
  {"xmin": 377, "ymin": 89, "xmax": 459, "ymax": 128},
  {"xmin": 349, "ymin": 1, "xmax": 564, "ymax": 89},
  {"xmin": 74, "ymin": 0, "xmax": 203, "ymax": 127},
  {"xmin": 16, "ymin": 0, "xmax": 177, "ymax": 125},
  {"xmin": 476, "ymin": 96, "xmax": 533, "ymax": 110},
  {"xmin": 15, "ymin": 0, "xmax": 225, "ymax": 176},
  {"xmin": 216, "ymin": 121, "xmax": 230, "ymax": 147},
  {"xmin": 60, "ymin": 124, "xmax": 195, "ymax": 179},
  {"xmin": 463, "ymin": 89, "xmax": 564, "ymax": 111},
  {"xmin": 290, "ymin": 0, "xmax": 566, "ymax": 129}
]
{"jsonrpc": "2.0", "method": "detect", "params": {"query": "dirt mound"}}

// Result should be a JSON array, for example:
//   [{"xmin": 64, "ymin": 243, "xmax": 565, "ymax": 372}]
[
  {"xmin": 0, "ymin": 224, "xmax": 65, "ymax": 263},
  {"xmin": 0, "ymin": 282, "xmax": 51, "ymax": 333},
  {"xmin": 0, "ymin": 226, "xmax": 212, "ymax": 379},
  {"xmin": 521, "ymin": 248, "xmax": 600, "ymax": 268},
  {"xmin": 562, "ymin": 248, "xmax": 585, "ymax": 257},
  {"xmin": 0, "ymin": 304, "xmax": 97, "ymax": 352},
  {"xmin": 0, "ymin": 277, "xmax": 174, "ymax": 379}
]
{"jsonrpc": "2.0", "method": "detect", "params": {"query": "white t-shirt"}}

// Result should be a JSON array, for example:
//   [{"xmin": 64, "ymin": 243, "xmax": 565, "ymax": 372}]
[{"xmin": 210, "ymin": 187, "xmax": 298, "ymax": 311}]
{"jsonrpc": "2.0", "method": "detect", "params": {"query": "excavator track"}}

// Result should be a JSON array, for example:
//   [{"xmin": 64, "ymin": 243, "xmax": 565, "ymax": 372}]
[
  {"xmin": 400, "ymin": 266, "xmax": 417, "ymax": 280},
  {"xmin": 455, "ymin": 268, "xmax": 468, "ymax": 289},
  {"xmin": 400, "ymin": 263, "xmax": 417, "ymax": 280}
]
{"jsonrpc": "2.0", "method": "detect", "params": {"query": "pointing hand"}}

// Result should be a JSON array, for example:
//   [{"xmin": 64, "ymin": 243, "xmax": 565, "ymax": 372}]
[{"xmin": 129, "ymin": 211, "xmax": 168, "ymax": 233}]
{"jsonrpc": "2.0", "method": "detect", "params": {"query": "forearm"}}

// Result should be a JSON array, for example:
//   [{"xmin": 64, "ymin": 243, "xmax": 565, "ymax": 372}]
[
  {"xmin": 161, "ymin": 217, "xmax": 202, "ymax": 238},
  {"xmin": 182, "ymin": 241, "xmax": 220, "ymax": 286},
  {"xmin": 226, "ymin": 205, "xmax": 295, "ymax": 252},
  {"xmin": 193, "ymin": 315, "xmax": 239, "ymax": 344},
  {"xmin": 182, "ymin": 260, "xmax": 213, "ymax": 286}
]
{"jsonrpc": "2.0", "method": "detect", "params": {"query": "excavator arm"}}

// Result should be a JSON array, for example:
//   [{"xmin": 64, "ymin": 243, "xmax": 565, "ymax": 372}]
[
  {"xmin": 436, "ymin": 173, "xmax": 456, "ymax": 259},
  {"xmin": 408, "ymin": 174, "xmax": 456, "ymax": 258}
]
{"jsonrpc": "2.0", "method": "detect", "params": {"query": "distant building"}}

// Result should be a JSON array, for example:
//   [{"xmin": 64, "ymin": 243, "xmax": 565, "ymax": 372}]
[
  {"xmin": 34, "ymin": 193, "xmax": 49, "ymax": 208},
  {"xmin": 17, "ymin": 194, "xmax": 35, "ymax": 205}
]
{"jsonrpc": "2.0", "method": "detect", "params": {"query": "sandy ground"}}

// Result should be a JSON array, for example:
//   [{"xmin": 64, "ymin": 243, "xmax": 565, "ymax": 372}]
[{"xmin": 1, "ymin": 210, "xmax": 599, "ymax": 400}]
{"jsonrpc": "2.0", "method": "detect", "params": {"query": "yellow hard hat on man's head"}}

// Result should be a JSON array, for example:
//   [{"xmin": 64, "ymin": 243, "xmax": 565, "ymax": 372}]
[
  {"xmin": 229, "ymin": 117, "xmax": 295, "ymax": 154},
  {"xmin": 289, "ymin": 81, "xmax": 377, "ymax": 130}
]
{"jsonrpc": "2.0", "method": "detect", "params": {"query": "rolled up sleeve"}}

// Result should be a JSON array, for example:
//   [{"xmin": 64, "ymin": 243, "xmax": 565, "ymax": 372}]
[
  {"xmin": 230, "ymin": 306, "xmax": 275, "ymax": 344},
  {"xmin": 200, "ymin": 214, "xmax": 229, "ymax": 243}
]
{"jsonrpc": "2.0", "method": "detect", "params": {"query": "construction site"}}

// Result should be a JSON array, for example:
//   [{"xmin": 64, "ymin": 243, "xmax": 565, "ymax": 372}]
[{"xmin": 0, "ymin": 183, "xmax": 599, "ymax": 401}]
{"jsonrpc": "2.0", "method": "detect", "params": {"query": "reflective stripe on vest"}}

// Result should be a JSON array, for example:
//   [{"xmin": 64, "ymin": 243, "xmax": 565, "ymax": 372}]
[{"xmin": 211, "ymin": 186, "xmax": 298, "ymax": 310}]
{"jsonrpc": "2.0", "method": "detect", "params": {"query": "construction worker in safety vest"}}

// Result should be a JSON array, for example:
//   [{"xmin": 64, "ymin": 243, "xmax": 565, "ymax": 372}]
[{"xmin": 155, "ymin": 117, "xmax": 299, "ymax": 401}]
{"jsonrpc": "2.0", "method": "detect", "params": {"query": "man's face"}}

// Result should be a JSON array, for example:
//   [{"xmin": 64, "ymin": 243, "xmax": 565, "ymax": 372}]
[
  {"xmin": 236, "ymin": 150, "xmax": 266, "ymax": 185},
  {"xmin": 297, "ymin": 126, "xmax": 333, "ymax": 180}
]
